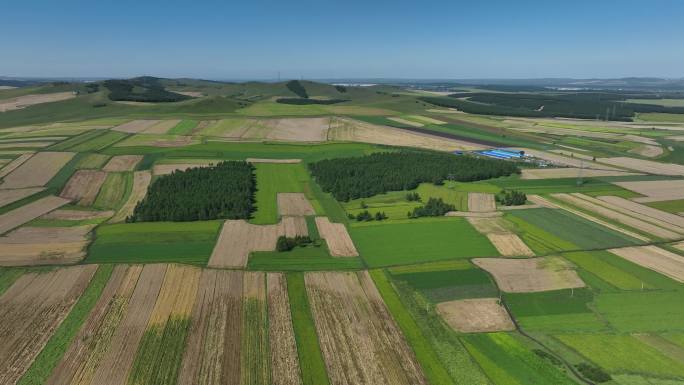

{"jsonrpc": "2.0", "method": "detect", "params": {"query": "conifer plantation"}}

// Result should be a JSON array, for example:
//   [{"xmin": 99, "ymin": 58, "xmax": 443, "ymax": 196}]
[{"xmin": 128, "ymin": 161, "xmax": 256, "ymax": 222}]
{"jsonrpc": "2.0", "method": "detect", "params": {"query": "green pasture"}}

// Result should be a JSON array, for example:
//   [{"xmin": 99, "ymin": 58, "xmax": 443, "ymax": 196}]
[
  {"xmin": 248, "ymin": 246, "xmax": 363, "ymax": 271},
  {"xmin": 350, "ymin": 217, "xmax": 498, "ymax": 267},
  {"xmin": 646, "ymin": 199, "xmax": 684, "ymax": 213},
  {"xmin": 168, "ymin": 119, "xmax": 198, "ymax": 135},
  {"xmin": 563, "ymin": 251, "xmax": 654, "ymax": 290},
  {"xmin": 392, "ymin": 266, "xmax": 497, "ymax": 302},
  {"xmin": 594, "ymin": 291, "xmax": 684, "ymax": 332},
  {"xmin": 87, "ymin": 220, "xmax": 222, "ymax": 265},
  {"xmin": 67, "ymin": 130, "xmax": 128, "ymax": 152}
]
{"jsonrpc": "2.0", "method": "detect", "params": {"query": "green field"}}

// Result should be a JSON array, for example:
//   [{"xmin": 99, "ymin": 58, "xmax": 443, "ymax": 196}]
[
  {"xmin": 168, "ymin": 120, "xmax": 198, "ymax": 135},
  {"xmin": 87, "ymin": 221, "xmax": 222, "ymax": 265},
  {"xmin": 248, "ymin": 247, "xmax": 364, "ymax": 271},
  {"xmin": 392, "ymin": 265, "xmax": 498, "ymax": 302},
  {"xmin": 350, "ymin": 217, "xmax": 499, "ymax": 267}
]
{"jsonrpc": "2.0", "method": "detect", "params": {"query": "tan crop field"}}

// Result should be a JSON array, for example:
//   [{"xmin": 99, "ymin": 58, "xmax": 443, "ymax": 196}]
[
  {"xmin": 258, "ymin": 117, "xmax": 330, "ymax": 142},
  {"xmin": 305, "ymin": 271, "xmax": 427, "ymax": 385},
  {"xmin": 112, "ymin": 120, "xmax": 161, "ymax": 133},
  {"xmin": 267, "ymin": 273, "xmax": 302, "ymax": 385},
  {"xmin": 0, "ymin": 151, "xmax": 74, "ymax": 189},
  {"xmin": 473, "ymin": 257, "xmax": 585, "ymax": 293},
  {"xmin": 102, "ymin": 155, "xmax": 143, "ymax": 172},
  {"xmin": 328, "ymin": 117, "xmax": 483, "ymax": 151},
  {"xmin": 615, "ymin": 180, "xmax": 684, "ymax": 202},
  {"xmin": 47, "ymin": 265, "xmax": 142, "ymax": 385},
  {"xmin": 0, "ymin": 153, "xmax": 35, "ymax": 178},
  {"xmin": 0, "ymin": 225, "xmax": 94, "ymax": 266},
  {"xmin": 209, "ymin": 217, "xmax": 308, "ymax": 268},
  {"xmin": 178, "ymin": 269, "xmax": 243, "ymax": 385},
  {"xmin": 0, "ymin": 141, "xmax": 55, "ymax": 149},
  {"xmin": 142, "ymin": 119, "xmax": 182, "ymax": 134},
  {"xmin": 628, "ymin": 144, "xmax": 664, "ymax": 158},
  {"xmin": 277, "ymin": 193, "xmax": 315, "ymax": 216},
  {"xmin": 42, "ymin": 209, "xmax": 113, "ymax": 221},
  {"xmin": 436, "ymin": 298, "xmax": 515, "ymax": 333},
  {"xmin": 246, "ymin": 158, "xmax": 302, "ymax": 164},
  {"xmin": 609, "ymin": 246, "xmax": 684, "ymax": 283},
  {"xmin": 598, "ymin": 157, "xmax": 684, "ymax": 175},
  {"xmin": 0, "ymin": 195, "xmax": 70, "ymax": 234},
  {"xmin": 468, "ymin": 192, "xmax": 496, "ymax": 212},
  {"xmin": 598, "ymin": 195, "xmax": 684, "ymax": 228},
  {"xmin": 0, "ymin": 265, "xmax": 97, "ymax": 384},
  {"xmin": 516, "ymin": 148, "xmax": 620, "ymax": 170},
  {"xmin": 521, "ymin": 168, "xmax": 639, "ymax": 179},
  {"xmin": 388, "ymin": 117, "xmax": 424, "ymax": 127},
  {"xmin": 0, "ymin": 187, "xmax": 44, "ymax": 207},
  {"xmin": 109, "ymin": 171, "xmax": 151, "ymax": 223},
  {"xmin": 60, "ymin": 170, "xmax": 107, "ymax": 206},
  {"xmin": 486, "ymin": 233, "xmax": 535, "ymax": 257},
  {"xmin": 152, "ymin": 161, "xmax": 217, "ymax": 175},
  {"xmin": 315, "ymin": 217, "xmax": 358, "ymax": 257},
  {"xmin": 0, "ymin": 92, "xmax": 76, "ymax": 112}
]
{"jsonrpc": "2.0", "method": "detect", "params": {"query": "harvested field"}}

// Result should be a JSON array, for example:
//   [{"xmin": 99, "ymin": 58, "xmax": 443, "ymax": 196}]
[
  {"xmin": 246, "ymin": 158, "xmax": 302, "ymax": 164},
  {"xmin": 208, "ymin": 217, "xmax": 308, "ymax": 268},
  {"xmin": 111, "ymin": 120, "xmax": 161, "ymax": 134},
  {"xmin": 315, "ymin": 217, "xmax": 358, "ymax": 257},
  {"xmin": 0, "ymin": 225, "xmax": 93, "ymax": 266},
  {"xmin": 468, "ymin": 192, "xmax": 496, "ymax": 212},
  {"xmin": 598, "ymin": 195, "xmax": 684, "ymax": 229},
  {"xmin": 305, "ymin": 271, "xmax": 427, "ymax": 385},
  {"xmin": 46, "ymin": 265, "xmax": 143, "ymax": 385},
  {"xmin": 629, "ymin": 144, "xmax": 664, "ymax": 158},
  {"xmin": 615, "ymin": 180, "xmax": 684, "ymax": 202},
  {"xmin": 142, "ymin": 119, "xmax": 182, "ymax": 134},
  {"xmin": 267, "ymin": 273, "xmax": 302, "ymax": 385},
  {"xmin": 552, "ymin": 193, "xmax": 681, "ymax": 240},
  {"xmin": 388, "ymin": 117, "xmax": 424, "ymax": 127},
  {"xmin": 259, "ymin": 117, "xmax": 330, "ymax": 142},
  {"xmin": 0, "ymin": 92, "xmax": 76, "ymax": 112},
  {"xmin": 597, "ymin": 157, "xmax": 684, "ymax": 176},
  {"xmin": 42, "ymin": 209, "xmax": 113, "ymax": 221},
  {"xmin": 445, "ymin": 211, "xmax": 503, "ymax": 218},
  {"xmin": 109, "ymin": 170, "xmax": 151, "ymax": 223},
  {"xmin": 516, "ymin": 148, "xmax": 620, "ymax": 170},
  {"xmin": 0, "ymin": 265, "xmax": 97, "ymax": 384},
  {"xmin": 473, "ymin": 257, "xmax": 585, "ymax": 293},
  {"xmin": 521, "ymin": 168, "xmax": 639, "ymax": 179},
  {"xmin": 0, "ymin": 187, "xmax": 44, "ymax": 207},
  {"xmin": 467, "ymin": 217, "xmax": 510, "ymax": 234},
  {"xmin": 436, "ymin": 298, "xmax": 515, "ymax": 333},
  {"xmin": 241, "ymin": 272, "xmax": 270, "ymax": 385},
  {"xmin": 102, "ymin": 155, "xmax": 143, "ymax": 172},
  {"xmin": 486, "ymin": 233, "xmax": 535, "ymax": 257},
  {"xmin": 60, "ymin": 170, "xmax": 107, "ymax": 206},
  {"xmin": 0, "ymin": 151, "xmax": 74, "ymax": 189},
  {"xmin": 118, "ymin": 134, "xmax": 198, "ymax": 148},
  {"xmin": 609, "ymin": 246, "xmax": 684, "ymax": 283},
  {"xmin": 0, "ymin": 195, "xmax": 70, "ymax": 234},
  {"xmin": 328, "ymin": 117, "xmax": 482, "ymax": 151},
  {"xmin": 278, "ymin": 193, "xmax": 315, "ymax": 216},
  {"xmin": 178, "ymin": 269, "xmax": 243, "ymax": 385},
  {"xmin": 89, "ymin": 264, "xmax": 166, "ymax": 385},
  {"xmin": 152, "ymin": 161, "xmax": 217, "ymax": 175}
]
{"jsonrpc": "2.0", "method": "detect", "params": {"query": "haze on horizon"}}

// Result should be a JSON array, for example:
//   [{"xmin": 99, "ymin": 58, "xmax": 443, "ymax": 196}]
[{"xmin": 2, "ymin": 0, "xmax": 683, "ymax": 80}]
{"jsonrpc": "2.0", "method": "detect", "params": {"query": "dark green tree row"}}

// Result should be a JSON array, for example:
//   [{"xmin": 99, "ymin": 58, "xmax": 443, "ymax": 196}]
[
  {"xmin": 408, "ymin": 198, "xmax": 455, "ymax": 218},
  {"xmin": 127, "ymin": 161, "xmax": 256, "ymax": 222},
  {"xmin": 309, "ymin": 151, "xmax": 519, "ymax": 201},
  {"xmin": 276, "ymin": 98, "xmax": 348, "ymax": 105},
  {"xmin": 105, "ymin": 77, "xmax": 191, "ymax": 102}
]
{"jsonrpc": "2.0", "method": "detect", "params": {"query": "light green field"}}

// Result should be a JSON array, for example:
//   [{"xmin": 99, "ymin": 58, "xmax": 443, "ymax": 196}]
[
  {"xmin": 637, "ymin": 113, "xmax": 684, "ymax": 122},
  {"xmin": 627, "ymin": 99, "xmax": 684, "ymax": 107}
]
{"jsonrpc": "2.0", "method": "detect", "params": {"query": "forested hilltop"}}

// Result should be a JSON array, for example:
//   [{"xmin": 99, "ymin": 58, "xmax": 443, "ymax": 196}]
[
  {"xmin": 309, "ymin": 151, "xmax": 519, "ymax": 201},
  {"xmin": 128, "ymin": 161, "xmax": 256, "ymax": 222}
]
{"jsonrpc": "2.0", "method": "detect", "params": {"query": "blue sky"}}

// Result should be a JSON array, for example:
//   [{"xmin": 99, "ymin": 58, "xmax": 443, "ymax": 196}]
[{"xmin": 1, "ymin": 0, "xmax": 683, "ymax": 79}]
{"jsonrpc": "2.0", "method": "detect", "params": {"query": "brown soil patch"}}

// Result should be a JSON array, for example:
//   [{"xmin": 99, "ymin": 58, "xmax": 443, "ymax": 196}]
[
  {"xmin": 0, "ymin": 187, "xmax": 44, "ymax": 207},
  {"xmin": 90, "ymin": 264, "xmax": 167, "ymax": 385},
  {"xmin": 629, "ymin": 144, "xmax": 664, "ymax": 158},
  {"xmin": 0, "ymin": 92, "xmax": 76, "ymax": 112},
  {"xmin": 468, "ymin": 193, "xmax": 496, "ymax": 212},
  {"xmin": 41, "ymin": 209, "xmax": 113, "ymax": 221},
  {"xmin": 0, "ymin": 151, "xmax": 74, "ymax": 188},
  {"xmin": 60, "ymin": 170, "xmax": 107, "ymax": 206},
  {"xmin": 208, "ymin": 217, "xmax": 308, "ymax": 268},
  {"xmin": 552, "ymin": 193, "xmax": 680, "ymax": 240},
  {"xmin": 246, "ymin": 158, "xmax": 302, "ymax": 164},
  {"xmin": 609, "ymin": 246, "xmax": 684, "ymax": 283},
  {"xmin": 277, "ymin": 193, "xmax": 315, "ymax": 216},
  {"xmin": 46, "ymin": 265, "xmax": 143, "ymax": 385},
  {"xmin": 178, "ymin": 269, "xmax": 243, "ymax": 385},
  {"xmin": 436, "ymin": 298, "xmax": 515, "ymax": 333},
  {"xmin": 0, "ymin": 195, "xmax": 70, "ymax": 234},
  {"xmin": 597, "ymin": 157, "xmax": 684, "ymax": 176},
  {"xmin": 615, "ymin": 180, "xmax": 684, "ymax": 202},
  {"xmin": 598, "ymin": 195, "xmax": 684, "ymax": 230},
  {"xmin": 109, "ymin": 171, "xmax": 151, "ymax": 223},
  {"xmin": 473, "ymin": 257, "xmax": 585, "ymax": 293},
  {"xmin": 142, "ymin": 119, "xmax": 182, "ymax": 134},
  {"xmin": 305, "ymin": 271, "xmax": 427, "ymax": 385},
  {"xmin": 102, "ymin": 155, "xmax": 143, "ymax": 172},
  {"xmin": 521, "ymin": 168, "xmax": 639, "ymax": 179},
  {"xmin": 0, "ymin": 153, "xmax": 35, "ymax": 178},
  {"xmin": 328, "ymin": 117, "xmax": 483, "ymax": 151},
  {"xmin": 111, "ymin": 120, "xmax": 161, "ymax": 133},
  {"xmin": 0, "ymin": 225, "xmax": 93, "ymax": 266},
  {"xmin": 0, "ymin": 265, "xmax": 97, "ymax": 384},
  {"xmin": 267, "ymin": 273, "xmax": 302, "ymax": 385},
  {"xmin": 315, "ymin": 217, "xmax": 358, "ymax": 257},
  {"xmin": 486, "ymin": 233, "xmax": 535, "ymax": 257}
]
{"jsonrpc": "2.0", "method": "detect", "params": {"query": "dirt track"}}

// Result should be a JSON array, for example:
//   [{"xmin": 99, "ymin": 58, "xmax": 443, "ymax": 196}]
[
  {"xmin": 473, "ymin": 257, "xmax": 585, "ymax": 293},
  {"xmin": 436, "ymin": 298, "xmax": 515, "ymax": 333},
  {"xmin": 0, "ymin": 151, "xmax": 74, "ymax": 189}
]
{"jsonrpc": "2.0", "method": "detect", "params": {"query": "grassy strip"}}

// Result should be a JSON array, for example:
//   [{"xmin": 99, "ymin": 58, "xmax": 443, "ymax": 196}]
[
  {"xmin": 127, "ymin": 317, "xmax": 192, "ymax": 385},
  {"xmin": 0, "ymin": 267, "xmax": 26, "ymax": 296},
  {"xmin": 286, "ymin": 272, "xmax": 330, "ymax": 385},
  {"xmin": 18, "ymin": 265, "xmax": 114, "ymax": 385},
  {"xmin": 240, "ymin": 298, "xmax": 271, "ymax": 385},
  {"xmin": 69, "ymin": 131, "xmax": 129, "ymax": 152},
  {"xmin": 168, "ymin": 120, "xmax": 198, "ymax": 135},
  {"xmin": 369, "ymin": 269, "xmax": 456, "ymax": 385},
  {"xmin": 308, "ymin": 176, "xmax": 348, "ymax": 225},
  {"xmin": 48, "ymin": 130, "xmax": 107, "ymax": 151},
  {"xmin": 305, "ymin": 216, "xmax": 320, "ymax": 240},
  {"xmin": 46, "ymin": 153, "xmax": 87, "ymax": 191},
  {"xmin": 93, "ymin": 172, "xmax": 132, "ymax": 210}
]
